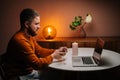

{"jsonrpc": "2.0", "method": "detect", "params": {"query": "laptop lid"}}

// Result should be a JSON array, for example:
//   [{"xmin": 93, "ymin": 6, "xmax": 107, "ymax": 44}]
[{"xmin": 93, "ymin": 38, "xmax": 105, "ymax": 64}]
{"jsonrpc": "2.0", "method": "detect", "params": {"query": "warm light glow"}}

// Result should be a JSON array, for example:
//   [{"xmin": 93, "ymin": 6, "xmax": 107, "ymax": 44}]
[
  {"xmin": 48, "ymin": 27, "xmax": 52, "ymax": 35},
  {"xmin": 85, "ymin": 14, "xmax": 92, "ymax": 23},
  {"xmin": 42, "ymin": 25, "xmax": 57, "ymax": 40}
]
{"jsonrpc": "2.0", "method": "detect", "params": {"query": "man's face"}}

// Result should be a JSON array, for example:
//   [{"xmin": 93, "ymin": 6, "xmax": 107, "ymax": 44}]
[{"xmin": 27, "ymin": 16, "xmax": 40, "ymax": 36}]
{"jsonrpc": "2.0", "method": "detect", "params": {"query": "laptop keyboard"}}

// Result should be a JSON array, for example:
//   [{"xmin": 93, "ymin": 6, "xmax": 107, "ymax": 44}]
[{"xmin": 82, "ymin": 57, "xmax": 94, "ymax": 64}]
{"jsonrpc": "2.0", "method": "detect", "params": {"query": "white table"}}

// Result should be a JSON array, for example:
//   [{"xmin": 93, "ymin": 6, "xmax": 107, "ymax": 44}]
[{"xmin": 49, "ymin": 48, "xmax": 120, "ymax": 71}]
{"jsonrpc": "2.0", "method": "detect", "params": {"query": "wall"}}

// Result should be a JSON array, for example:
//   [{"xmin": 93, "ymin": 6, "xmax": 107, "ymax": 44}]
[{"xmin": 0, "ymin": 0, "xmax": 120, "ymax": 54}]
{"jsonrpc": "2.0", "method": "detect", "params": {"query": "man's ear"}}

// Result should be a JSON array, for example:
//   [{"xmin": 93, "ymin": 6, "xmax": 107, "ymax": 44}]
[{"xmin": 24, "ymin": 21, "xmax": 30, "ymax": 28}]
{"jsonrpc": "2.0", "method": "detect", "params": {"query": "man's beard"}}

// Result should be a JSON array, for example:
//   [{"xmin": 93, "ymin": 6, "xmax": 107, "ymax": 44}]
[{"xmin": 27, "ymin": 27, "xmax": 37, "ymax": 36}]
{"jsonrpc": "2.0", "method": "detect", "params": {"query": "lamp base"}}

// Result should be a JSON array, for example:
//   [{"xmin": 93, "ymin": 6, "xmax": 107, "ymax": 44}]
[
  {"xmin": 79, "ymin": 27, "xmax": 86, "ymax": 38},
  {"xmin": 45, "ymin": 36, "xmax": 54, "ymax": 40}
]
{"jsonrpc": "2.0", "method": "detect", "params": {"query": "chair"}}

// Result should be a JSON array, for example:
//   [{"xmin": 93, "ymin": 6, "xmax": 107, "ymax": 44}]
[
  {"xmin": 0, "ymin": 54, "xmax": 39, "ymax": 80},
  {"xmin": 0, "ymin": 64, "xmax": 6, "ymax": 80},
  {"xmin": 0, "ymin": 54, "xmax": 6, "ymax": 80},
  {"xmin": 0, "ymin": 54, "xmax": 20, "ymax": 80}
]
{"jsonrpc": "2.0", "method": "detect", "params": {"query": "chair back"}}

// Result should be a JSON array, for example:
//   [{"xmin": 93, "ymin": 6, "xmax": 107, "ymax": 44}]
[
  {"xmin": 0, "ymin": 54, "xmax": 21, "ymax": 80},
  {"xmin": 0, "ymin": 55, "xmax": 6, "ymax": 80}
]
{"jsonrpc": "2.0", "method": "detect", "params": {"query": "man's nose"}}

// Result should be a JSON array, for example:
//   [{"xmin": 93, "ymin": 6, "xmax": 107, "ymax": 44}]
[{"xmin": 37, "ymin": 25, "xmax": 40, "ymax": 29}]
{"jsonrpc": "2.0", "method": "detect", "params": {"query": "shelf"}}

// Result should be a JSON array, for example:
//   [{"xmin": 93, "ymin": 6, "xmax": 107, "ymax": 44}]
[{"xmin": 37, "ymin": 37, "xmax": 120, "ymax": 53}]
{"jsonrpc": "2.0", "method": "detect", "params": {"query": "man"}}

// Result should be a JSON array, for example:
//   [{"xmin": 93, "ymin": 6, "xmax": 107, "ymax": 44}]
[{"xmin": 2, "ymin": 8, "xmax": 67, "ymax": 80}]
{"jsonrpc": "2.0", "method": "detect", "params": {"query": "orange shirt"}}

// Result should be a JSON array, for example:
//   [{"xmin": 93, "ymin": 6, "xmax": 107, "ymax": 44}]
[{"xmin": 2, "ymin": 30, "xmax": 55, "ymax": 77}]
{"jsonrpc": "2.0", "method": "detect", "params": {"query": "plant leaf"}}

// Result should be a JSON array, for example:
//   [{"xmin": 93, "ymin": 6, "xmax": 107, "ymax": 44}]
[
  {"xmin": 74, "ymin": 16, "xmax": 78, "ymax": 21},
  {"xmin": 69, "ymin": 25, "xmax": 76, "ymax": 30}
]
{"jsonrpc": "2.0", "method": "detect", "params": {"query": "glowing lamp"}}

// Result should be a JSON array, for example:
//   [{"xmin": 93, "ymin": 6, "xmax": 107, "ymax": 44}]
[{"xmin": 42, "ymin": 25, "xmax": 57, "ymax": 40}]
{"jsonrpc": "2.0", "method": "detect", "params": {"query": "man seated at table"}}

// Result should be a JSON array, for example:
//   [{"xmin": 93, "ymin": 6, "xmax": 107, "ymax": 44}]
[{"xmin": 1, "ymin": 8, "xmax": 67, "ymax": 80}]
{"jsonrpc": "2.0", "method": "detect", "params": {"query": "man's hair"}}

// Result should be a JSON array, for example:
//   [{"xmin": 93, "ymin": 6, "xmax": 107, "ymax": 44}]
[{"xmin": 20, "ymin": 8, "xmax": 39, "ymax": 29}]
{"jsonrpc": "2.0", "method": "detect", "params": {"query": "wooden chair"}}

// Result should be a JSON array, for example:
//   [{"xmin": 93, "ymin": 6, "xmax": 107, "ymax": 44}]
[
  {"xmin": 0, "ymin": 55, "xmax": 20, "ymax": 80},
  {"xmin": 0, "ymin": 63, "xmax": 6, "ymax": 80},
  {"xmin": 0, "ymin": 54, "xmax": 6, "ymax": 80},
  {"xmin": 0, "ymin": 54, "xmax": 39, "ymax": 80}
]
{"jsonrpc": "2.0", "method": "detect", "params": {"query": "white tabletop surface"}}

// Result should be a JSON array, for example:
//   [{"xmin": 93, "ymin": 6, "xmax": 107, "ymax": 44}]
[{"xmin": 49, "ymin": 48, "xmax": 120, "ymax": 71}]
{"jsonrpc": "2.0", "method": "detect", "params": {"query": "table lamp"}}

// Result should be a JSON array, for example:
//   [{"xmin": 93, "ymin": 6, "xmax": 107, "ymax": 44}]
[{"xmin": 42, "ymin": 25, "xmax": 57, "ymax": 40}]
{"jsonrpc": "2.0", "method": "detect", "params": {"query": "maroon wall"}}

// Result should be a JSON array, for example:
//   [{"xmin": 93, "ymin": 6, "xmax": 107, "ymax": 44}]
[{"xmin": 0, "ymin": 0, "xmax": 120, "ymax": 54}]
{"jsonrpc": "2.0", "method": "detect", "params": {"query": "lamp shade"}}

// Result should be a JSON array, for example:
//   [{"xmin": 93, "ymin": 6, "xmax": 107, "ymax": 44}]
[
  {"xmin": 85, "ymin": 13, "xmax": 92, "ymax": 23},
  {"xmin": 42, "ymin": 25, "xmax": 57, "ymax": 39}
]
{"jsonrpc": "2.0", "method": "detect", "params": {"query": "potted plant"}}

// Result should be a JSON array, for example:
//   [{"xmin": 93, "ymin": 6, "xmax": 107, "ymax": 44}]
[
  {"xmin": 69, "ymin": 14, "xmax": 92, "ymax": 38},
  {"xmin": 69, "ymin": 16, "xmax": 83, "ymax": 30}
]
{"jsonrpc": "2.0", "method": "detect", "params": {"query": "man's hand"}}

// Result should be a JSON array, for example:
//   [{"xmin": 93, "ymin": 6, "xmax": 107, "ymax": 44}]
[
  {"xmin": 51, "ymin": 50, "xmax": 62, "ymax": 59},
  {"xmin": 59, "ymin": 47, "xmax": 68, "ymax": 52},
  {"xmin": 51, "ymin": 47, "xmax": 68, "ymax": 59}
]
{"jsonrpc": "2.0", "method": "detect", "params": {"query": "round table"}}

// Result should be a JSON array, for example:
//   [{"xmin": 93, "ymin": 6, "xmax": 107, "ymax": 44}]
[{"xmin": 49, "ymin": 48, "xmax": 120, "ymax": 71}]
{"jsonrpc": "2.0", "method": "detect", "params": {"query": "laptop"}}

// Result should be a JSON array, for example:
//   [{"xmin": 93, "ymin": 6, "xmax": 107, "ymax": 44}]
[{"xmin": 72, "ymin": 38, "xmax": 105, "ymax": 67}]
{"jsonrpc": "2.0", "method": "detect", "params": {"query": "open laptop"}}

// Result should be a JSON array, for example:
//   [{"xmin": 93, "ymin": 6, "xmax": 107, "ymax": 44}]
[{"xmin": 72, "ymin": 38, "xmax": 105, "ymax": 67}]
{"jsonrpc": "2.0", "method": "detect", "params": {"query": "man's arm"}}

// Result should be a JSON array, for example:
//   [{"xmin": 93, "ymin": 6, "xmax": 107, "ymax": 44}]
[
  {"xmin": 14, "ymin": 38, "xmax": 53, "ymax": 70},
  {"xmin": 33, "ymin": 38, "xmax": 55, "ymax": 57}
]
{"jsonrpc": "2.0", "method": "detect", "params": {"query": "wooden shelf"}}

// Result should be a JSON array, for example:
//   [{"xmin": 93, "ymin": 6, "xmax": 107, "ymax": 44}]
[
  {"xmin": 37, "ymin": 37, "xmax": 97, "ymax": 42},
  {"xmin": 37, "ymin": 37, "xmax": 120, "ymax": 53}
]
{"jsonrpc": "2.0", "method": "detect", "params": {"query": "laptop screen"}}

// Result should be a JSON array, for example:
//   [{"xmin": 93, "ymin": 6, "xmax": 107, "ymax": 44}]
[{"xmin": 93, "ymin": 38, "xmax": 105, "ymax": 61}]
